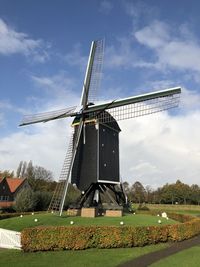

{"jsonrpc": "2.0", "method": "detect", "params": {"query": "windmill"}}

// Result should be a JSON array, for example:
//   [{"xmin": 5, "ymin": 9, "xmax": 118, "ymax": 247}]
[{"xmin": 19, "ymin": 39, "xmax": 181, "ymax": 216}]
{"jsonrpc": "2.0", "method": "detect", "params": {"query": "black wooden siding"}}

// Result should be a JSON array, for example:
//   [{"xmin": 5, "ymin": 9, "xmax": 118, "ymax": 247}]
[{"xmin": 71, "ymin": 112, "xmax": 121, "ymax": 191}]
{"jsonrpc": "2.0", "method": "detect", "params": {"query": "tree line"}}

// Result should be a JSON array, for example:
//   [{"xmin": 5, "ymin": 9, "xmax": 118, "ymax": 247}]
[
  {"xmin": 1, "ymin": 163, "xmax": 200, "ymax": 211},
  {"xmin": 123, "ymin": 179, "xmax": 200, "ymax": 205},
  {"xmin": 0, "ymin": 161, "xmax": 80, "ymax": 212}
]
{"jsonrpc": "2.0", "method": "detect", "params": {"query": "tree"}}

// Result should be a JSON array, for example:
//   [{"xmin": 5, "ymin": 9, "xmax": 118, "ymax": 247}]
[
  {"xmin": 30, "ymin": 166, "xmax": 53, "ymax": 191},
  {"xmin": 25, "ymin": 160, "xmax": 34, "ymax": 180},
  {"xmin": 130, "ymin": 181, "xmax": 146, "ymax": 203},
  {"xmin": 16, "ymin": 161, "xmax": 23, "ymax": 177},
  {"xmin": 145, "ymin": 185, "xmax": 153, "ymax": 203},
  {"xmin": 14, "ymin": 188, "xmax": 36, "ymax": 212},
  {"xmin": 0, "ymin": 170, "xmax": 14, "ymax": 178},
  {"xmin": 64, "ymin": 183, "xmax": 81, "ymax": 208},
  {"xmin": 16, "ymin": 160, "xmax": 54, "ymax": 192},
  {"xmin": 34, "ymin": 166, "xmax": 53, "ymax": 181},
  {"xmin": 190, "ymin": 184, "xmax": 200, "ymax": 205},
  {"xmin": 34, "ymin": 191, "xmax": 52, "ymax": 211},
  {"xmin": 21, "ymin": 161, "xmax": 27, "ymax": 178}
]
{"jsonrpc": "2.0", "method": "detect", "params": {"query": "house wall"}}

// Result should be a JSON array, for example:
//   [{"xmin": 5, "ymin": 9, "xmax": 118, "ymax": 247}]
[
  {"xmin": 0, "ymin": 179, "xmax": 13, "ymax": 202},
  {"xmin": 0, "ymin": 178, "xmax": 30, "ymax": 208}
]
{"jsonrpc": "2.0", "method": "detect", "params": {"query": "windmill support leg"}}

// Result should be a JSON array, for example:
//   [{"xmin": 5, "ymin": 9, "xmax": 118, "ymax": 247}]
[{"xmin": 70, "ymin": 182, "xmax": 126, "ymax": 216}]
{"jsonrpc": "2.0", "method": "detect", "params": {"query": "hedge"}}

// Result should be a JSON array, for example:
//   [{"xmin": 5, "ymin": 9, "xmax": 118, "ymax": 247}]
[
  {"xmin": 21, "ymin": 213, "xmax": 200, "ymax": 252},
  {"xmin": 0, "ymin": 211, "xmax": 44, "ymax": 220}
]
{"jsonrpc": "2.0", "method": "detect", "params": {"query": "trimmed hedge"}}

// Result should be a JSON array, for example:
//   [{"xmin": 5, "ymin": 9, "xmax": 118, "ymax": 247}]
[
  {"xmin": 21, "ymin": 213, "xmax": 200, "ymax": 252},
  {"xmin": 0, "ymin": 211, "xmax": 44, "ymax": 220}
]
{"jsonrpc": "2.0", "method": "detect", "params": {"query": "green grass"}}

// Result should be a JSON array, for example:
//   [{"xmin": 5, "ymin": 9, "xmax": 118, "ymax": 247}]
[
  {"xmin": 146, "ymin": 204, "xmax": 200, "ymax": 214},
  {"xmin": 150, "ymin": 246, "xmax": 200, "ymax": 267},
  {"xmin": 0, "ymin": 213, "xmax": 178, "ymax": 232},
  {"xmin": 0, "ymin": 244, "xmax": 168, "ymax": 267}
]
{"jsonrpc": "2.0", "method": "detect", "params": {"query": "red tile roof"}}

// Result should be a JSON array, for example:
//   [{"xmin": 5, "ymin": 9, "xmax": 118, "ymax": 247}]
[{"xmin": 6, "ymin": 178, "xmax": 26, "ymax": 193}]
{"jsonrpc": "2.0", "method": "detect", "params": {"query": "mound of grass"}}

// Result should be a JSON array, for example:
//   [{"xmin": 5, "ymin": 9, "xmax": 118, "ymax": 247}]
[{"xmin": 0, "ymin": 213, "xmax": 178, "ymax": 232}]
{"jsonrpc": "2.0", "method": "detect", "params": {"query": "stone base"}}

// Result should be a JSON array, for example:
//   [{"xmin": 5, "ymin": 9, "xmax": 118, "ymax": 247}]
[
  {"xmin": 66, "ymin": 208, "xmax": 81, "ymax": 216},
  {"xmin": 105, "ymin": 209, "xmax": 123, "ymax": 217},
  {"xmin": 81, "ymin": 207, "xmax": 98, "ymax": 217}
]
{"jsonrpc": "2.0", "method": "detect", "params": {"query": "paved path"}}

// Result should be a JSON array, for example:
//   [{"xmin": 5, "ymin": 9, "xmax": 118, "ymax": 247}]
[{"xmin": 118, "ymin": 235, "xmax": 200, "ymax": 267}]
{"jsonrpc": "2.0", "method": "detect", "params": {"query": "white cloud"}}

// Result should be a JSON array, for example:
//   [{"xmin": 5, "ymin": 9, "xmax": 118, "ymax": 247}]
[
  {"xmin": 0, "ymin": 120, "xmax": 72, "ymax": 178},
  {"xmin": 134, "ymin": 20, "xmax": 200, "ymax": 73},
  {"xmin": 0, "ymin": 18, "xmax": 49, "ymax": 62},
  {"xmin": 135, "ymin": 21, "xmax": 170, "ymax": 49},
  {"xmin": 0, "ymin": 73, "xmax": 81, "ymax": 177},
  {"xmin": 31, "ymin": 72, "xmax": 80, "ymax": 111},
  {"xmin": 0, "ymin": 86, "xmax": 199, "ymax": 188},
  {"xmin": 0, "ymin": 113, "xmax": 5, "ymax": 126},
  {"xmin": 64, "ymin": 43, "xmax": 87, "ymax": 71},
  {"xmin": 99, "ymin": 1, "xmax": 113, "ymax": 14},
  {"xmin": 119, "ymin": 98, "xmax": 200, "ymax": 187},
  {"xmin": 105, "ymin": 37, "xmax": 137, "ymax": 68},
  {"xmin": 124, "ymin": 1, "xmax": 159, "ymax": 30}
]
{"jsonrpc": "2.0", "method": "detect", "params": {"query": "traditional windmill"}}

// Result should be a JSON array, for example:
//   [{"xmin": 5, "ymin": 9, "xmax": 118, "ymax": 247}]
[{"xmin": 20, "ymin": 40, "xmax": 181, "ymax": 216}]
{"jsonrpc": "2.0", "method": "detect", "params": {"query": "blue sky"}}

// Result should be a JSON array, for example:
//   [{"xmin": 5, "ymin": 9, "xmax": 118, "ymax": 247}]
[{"xmin": 0, "ymin": 0, "xmax": 200, "ymax": 187}]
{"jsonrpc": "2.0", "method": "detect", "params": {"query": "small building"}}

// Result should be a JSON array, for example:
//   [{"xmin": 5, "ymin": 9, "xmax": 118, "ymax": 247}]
[{"xmin": 0, "ymin": 177, "xmax": 30, "ymax": 208}]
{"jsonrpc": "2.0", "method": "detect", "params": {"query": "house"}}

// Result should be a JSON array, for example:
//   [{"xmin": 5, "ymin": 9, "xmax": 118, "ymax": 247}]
[{"xmin": 0, "ymin": 177, "xmax": 30, "ymax": 208}]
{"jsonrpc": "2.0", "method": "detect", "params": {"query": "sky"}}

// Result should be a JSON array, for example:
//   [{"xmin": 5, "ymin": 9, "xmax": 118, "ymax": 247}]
[{"xmin": 0, "ymin": 0, "xmax": 200, "ymax": 188}]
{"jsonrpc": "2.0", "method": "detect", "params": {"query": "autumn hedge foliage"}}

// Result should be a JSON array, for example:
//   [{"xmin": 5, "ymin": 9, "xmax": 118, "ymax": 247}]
[{"xmin": 21, "ymin": 213, "xmax": 200, "ymax": 252}]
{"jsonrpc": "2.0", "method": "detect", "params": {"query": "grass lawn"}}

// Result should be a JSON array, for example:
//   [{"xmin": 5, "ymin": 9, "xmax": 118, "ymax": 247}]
[
  {"xmin": 146, "ymin": 204, "xmax": 200, "ymax": 216},
  {"xmin": 150, "ymin": 246, "xmax": 200, "ymax": 267},
  {"xmin": 0, "ymin": 213, "xmax": 178, "ymax": 232},
  {"xmin": 0, "ymin": 244, "xmax": 168, "ymax": 267}
]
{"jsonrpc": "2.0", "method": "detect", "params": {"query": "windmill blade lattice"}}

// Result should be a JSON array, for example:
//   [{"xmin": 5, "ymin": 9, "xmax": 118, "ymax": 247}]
[
  {"xmin": 48, "ymin": 130, "xmax": 74, "ymax": 214},
  {"xmin": 20, "ymin": 106, "xmax": 77, "ymax": 126},
  {"xmin": 48, "ymin": 119, "xmax": 84, "ymax": 216},
  {"xmin": 87, "ymin": 39, "xmax": 104, "ymax": 103},
  {"xmin": 87, "ymin": 89, "xmax": 181, "ymax": 123}
]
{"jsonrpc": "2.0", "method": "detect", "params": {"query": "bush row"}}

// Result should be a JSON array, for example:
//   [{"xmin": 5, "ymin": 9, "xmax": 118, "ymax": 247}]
[
  {"xmin": 0, "ymin": 211, "xmax": 44, "ymax": 220},
  {"xmin": 21, "ymin": 213, "xmax": 200, "ymax": 252}
]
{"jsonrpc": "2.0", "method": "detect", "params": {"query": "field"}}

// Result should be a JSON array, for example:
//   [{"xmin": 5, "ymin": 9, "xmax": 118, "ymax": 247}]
[
  {"xmin": 0, "ymin": 212, "xmax": 178, "ymax": 232},
  {"xmin": 0, "ymin": 205, "xmax": 200, "ymax": 267},
  {"xmin": 0, "ymin": 244, "xmax": 168, "ymax": 267},
  {"xmin": 150, "ymin": 246, "xmax": 200, "ymax": 267},
  {"xmin": 146, "ymin": 204, "xmax": 200, "ymax": 216}
]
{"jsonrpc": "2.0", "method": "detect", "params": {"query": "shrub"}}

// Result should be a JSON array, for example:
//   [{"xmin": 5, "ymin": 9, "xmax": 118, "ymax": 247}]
[
  {"xmin": 14, "ymin": 188, "xmax": 36, "ymax": 212},
  {"xmin": 21, "ymin": 213, "xmax": 200, "ymax": 252},
  {"xmin": 34, "ymin": 191, "xmax": 52, "ymax": 211}
]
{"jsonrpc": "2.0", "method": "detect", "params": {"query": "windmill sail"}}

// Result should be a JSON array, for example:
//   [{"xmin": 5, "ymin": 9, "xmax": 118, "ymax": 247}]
[
  {"xmin": 19, "ymin": 106, "xmax": 77, "ymax": 126},
  {"xmin": 48, "ymin": 119, "xmax": 84, "ymax": 216},
  {"xmin": 85, "ymin": 87, "xmax": 181, "ymax": 123},
  {"xmin": 87, "ymin": 39, "xmax": 104, "ymax": 103},
  {"xmin": 80, "ymin": 39, "xmax": 104, "ymax": 108}
]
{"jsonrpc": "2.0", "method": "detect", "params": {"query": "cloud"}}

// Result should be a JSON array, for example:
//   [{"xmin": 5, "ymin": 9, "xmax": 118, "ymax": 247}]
[
  {"xmin": 0, "ymin": 74, "xmax": 81, "ymax": 177},
  {"xmin": 119, "ymin": 102, "xmax": 200, "ymax": 187},
  {"xmin": 99, "ymin": 1, "xmax": 113, "ymax": 14},
  {"xmin": 31, "ymin": 72, "xmax": 80, "ymax": 112},
  {"xmin": 134, "ymin": 20, "xmax": 200, "ymax": 73},
  {"xmin": 64, "ymin": 43, "xmax": 87, "ymax": 71},
  {"xmin": 105, "ymin": 37, "xmax": 137, "ymax": 69},
  {"xmin": 0, "ymin": 18, "xmax": 49, "ymax": 62},
  {"xmin": 124, "ymin": 1, "xmax": 159, "ymax": 30},
  {"xmin": 0, "ymin": 120, "xmax": 72, "ymax": 178},
  {"xmin": 1, "ymin": 82, "xmax": 199, "ymax": 188},
  {"xmin": 0, "ymin": 113, "xmax": 5, "ymax": 127}
]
